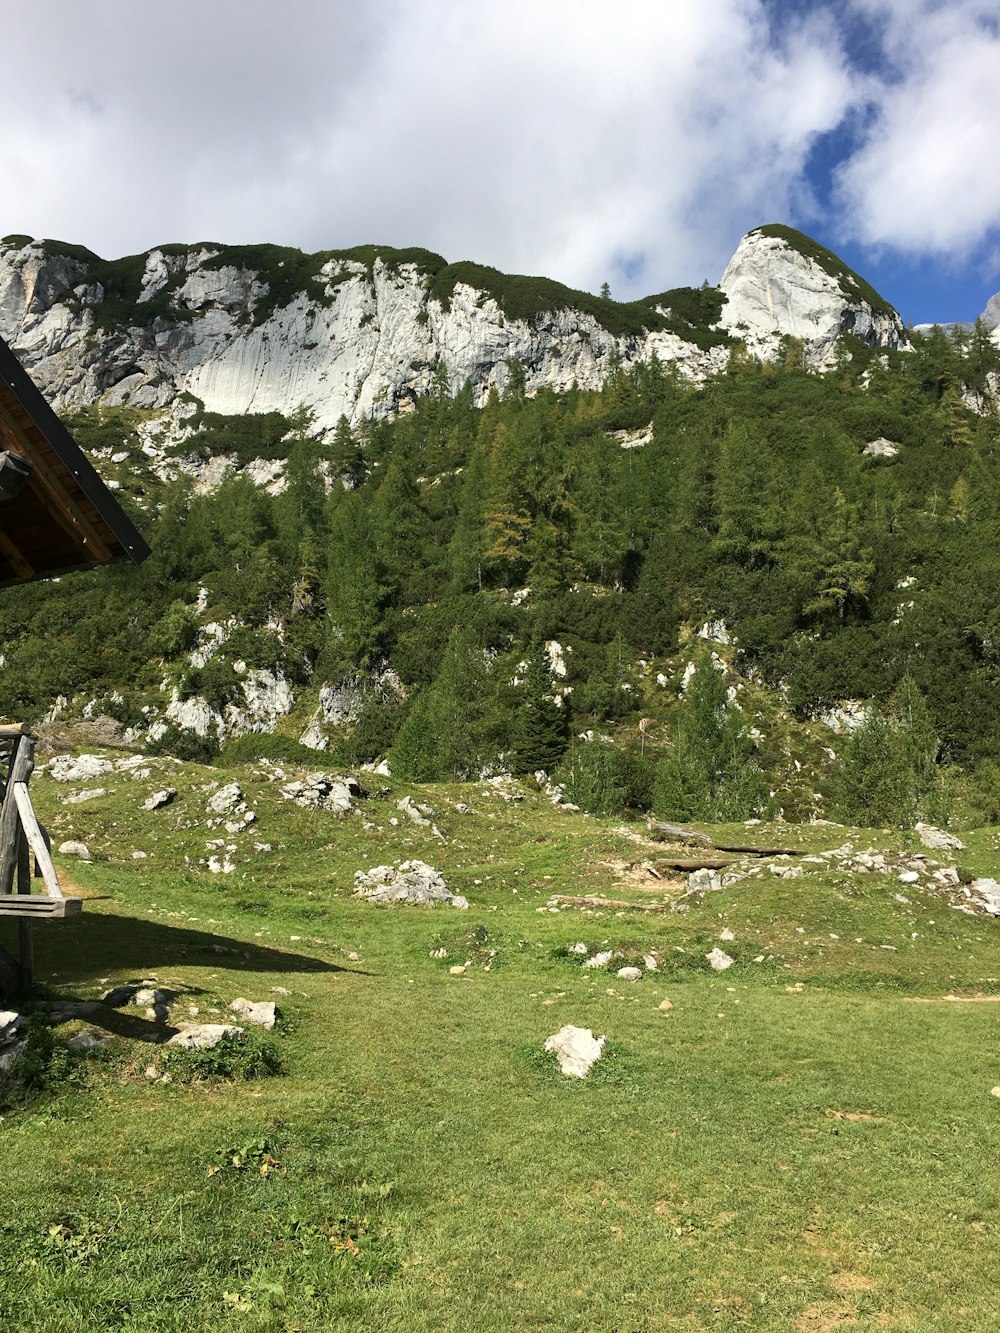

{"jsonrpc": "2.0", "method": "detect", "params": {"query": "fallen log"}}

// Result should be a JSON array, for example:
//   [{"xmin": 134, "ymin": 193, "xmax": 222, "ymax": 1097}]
[
  {"xmin": 652, "ymin": 856, "xmax": 740, "ymax": 871},
  {"xmin": 646, "ymin": 821, "xmax": 714, "ymax": 846},
  {"xmin": 712, "ymin": 843, "xmax": 802, "ymax": 856},
  {"xmin": 550, "ymin": 894, "xmax": 668, "ymax": 912}
]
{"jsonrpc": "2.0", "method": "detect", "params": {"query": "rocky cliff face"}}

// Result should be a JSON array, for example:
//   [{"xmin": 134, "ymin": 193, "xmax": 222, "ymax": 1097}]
[
  {"xmin": 0, "ymin": 226, "xmax": 904, "ymax": 438},
  {"xmin": 718, "ymin": 225, "xmax": 906, "ymax": 363}
]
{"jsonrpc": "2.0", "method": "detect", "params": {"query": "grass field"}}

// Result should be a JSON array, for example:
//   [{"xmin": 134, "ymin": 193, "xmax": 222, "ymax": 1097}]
[{"xmin": 1, "ymin": 756, "xmax": 998, "ymax": 1331}]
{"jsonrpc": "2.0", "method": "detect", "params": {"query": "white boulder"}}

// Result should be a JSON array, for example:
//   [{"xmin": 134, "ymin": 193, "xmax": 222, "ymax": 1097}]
[
  {"xmin": 353, "ymin": 860, "xmax": 468, "ymax": 909},
  {"xmin": 544, "ymin": 1025, "xmax": 606, "ymax": 1078},
  {"xmin": 166, "ymin": 1024, "xmax": 245, "ymax": 1050}
]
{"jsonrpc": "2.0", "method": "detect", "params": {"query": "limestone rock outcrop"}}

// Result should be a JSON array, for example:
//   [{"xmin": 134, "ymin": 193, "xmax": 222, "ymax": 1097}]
[
  {"xmin": 0, "ymin": 226, "xmax": 905, "ymax": 445},
  {"xmin": 718, "ymin": 226, "xmax": 905, "ymax": 366}
]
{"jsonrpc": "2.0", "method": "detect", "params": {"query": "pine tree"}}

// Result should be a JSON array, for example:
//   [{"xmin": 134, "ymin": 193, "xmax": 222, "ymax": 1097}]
[
  {"xmin": 652, "ymin": 656, "xmax": 764, "ymax": 820},
  {"xmin": 836, "ymin": 678, "xmax": 945, "ymax": 826},
  {"xmin": 511, "ymin": 647, "xmax": 567, "ymax": 774},
  {"xmin": 390, "ymin": 627, "xmax": 507, "ymax": 781},
  {"xmin": 388, "ymin": 689, "xmax": 441, "ymax": 782},
  {"xmin": 329, "ymin": 415, "xmax": 366, "ymax": 489}
]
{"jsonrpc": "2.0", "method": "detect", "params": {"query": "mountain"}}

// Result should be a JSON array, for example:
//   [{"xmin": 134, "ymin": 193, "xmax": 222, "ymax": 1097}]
[
  {"xmin": 5, "ymin": 221, "xmax": 998, "ymax": 830},
  {"xmin": 0, "ymin": 225, "xmax": 905, "ymax": 437}
]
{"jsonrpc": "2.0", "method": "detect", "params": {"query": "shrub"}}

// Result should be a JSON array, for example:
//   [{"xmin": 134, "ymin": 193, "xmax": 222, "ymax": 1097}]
[
  {"xmin": 160, "ymin": 1030, "xmax": 283, "ymax": 1083},
  {"xmin": 146, "ymin": 725, "xmax": 220, "ymax": 764},
  {"xmin": 220, "ymin": 732, "xmax": 322, "ymax": 766},
  {"xmin": 554, "ymin": 742, "xmax": 628, "ymax": 816}
]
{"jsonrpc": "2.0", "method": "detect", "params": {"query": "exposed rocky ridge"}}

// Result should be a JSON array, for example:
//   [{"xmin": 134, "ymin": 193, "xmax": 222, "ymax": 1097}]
[
  {"xmin": 718, "ymin": 225, "xmax": 906, "ymax": 363},
  {"xmin": 0, "ymin": 226, "xmax": 904, "ymax": 437}
]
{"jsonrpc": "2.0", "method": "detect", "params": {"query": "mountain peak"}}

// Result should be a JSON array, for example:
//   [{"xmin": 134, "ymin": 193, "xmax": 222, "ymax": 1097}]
[{"xmin": 718, "ymin": 224, "xmax": 904, "ymax": 361}]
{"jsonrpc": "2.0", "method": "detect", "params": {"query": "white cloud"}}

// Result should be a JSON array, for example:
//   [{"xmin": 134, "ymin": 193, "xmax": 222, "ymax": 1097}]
[
  {"xmin": 836, "ymin": 1, "xmax": 1000, "ymax": 256},
  {"xmin": 0, "ymin": 0, "xmax": 857, "ymax": 297}
]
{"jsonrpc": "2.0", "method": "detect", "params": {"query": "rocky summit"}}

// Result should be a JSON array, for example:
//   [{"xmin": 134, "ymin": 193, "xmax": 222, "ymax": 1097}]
[{"xmin": 0, "ymin": 224, "xmax": 904, "ymax": 439}]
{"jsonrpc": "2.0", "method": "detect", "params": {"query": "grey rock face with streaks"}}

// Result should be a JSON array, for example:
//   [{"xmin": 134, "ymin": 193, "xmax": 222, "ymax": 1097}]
[
  {"xmin": 718, "ymin": 228, "xmax": 905, "ymax": 367},
  {"xmin": 0, "ymin": 229, "xmax": 904, "ymax": 444}
]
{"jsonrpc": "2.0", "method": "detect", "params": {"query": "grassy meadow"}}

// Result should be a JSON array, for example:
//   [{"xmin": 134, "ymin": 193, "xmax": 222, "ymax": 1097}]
[{"xmin": 1, "ymin": 754, "xmax": 998, "ymax": 1331}]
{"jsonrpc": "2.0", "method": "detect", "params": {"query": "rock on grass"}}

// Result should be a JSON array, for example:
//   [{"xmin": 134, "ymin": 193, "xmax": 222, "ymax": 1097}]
[
  {"xmin": 353, "ymin": 861, "xmax": 468, "ymax": 909},
  {"xmin": 544, "ymin": 1025, "xmax": 606, "ymax": 1078}
]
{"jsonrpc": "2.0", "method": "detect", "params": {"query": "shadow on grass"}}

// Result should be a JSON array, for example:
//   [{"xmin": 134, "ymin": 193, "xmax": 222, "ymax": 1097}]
[{"xmin": 0, "ymin": 907, "xmax": 370, "ymax": 992}]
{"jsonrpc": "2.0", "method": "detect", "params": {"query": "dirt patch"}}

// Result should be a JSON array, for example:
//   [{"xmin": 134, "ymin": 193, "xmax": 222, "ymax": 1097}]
[
  {"xmin": 604, "ymin": 858, "xmax": 685, "ymax": 895},
  {"xmin": 52, "ymin": 867, "xmax": 99, "ymax": 900},
  {"xmin": 823, "ymin": 1109, "xmax": 890, "ymax": 1124},
  {"xmin": 793, "ymin": 1305, "xmax": 855, "ymax": 1333},
  {"xmin": 830, "ymin": 1273, "xmax": 878, "ymax": 1295},
  {"xmin": 904, "ymin": 993, "xmax": 1000, "ymax": 1004}
]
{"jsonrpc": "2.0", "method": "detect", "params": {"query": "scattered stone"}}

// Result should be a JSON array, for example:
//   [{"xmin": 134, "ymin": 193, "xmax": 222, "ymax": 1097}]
[
  {"xmin": 143, "ymin": 788, "xmax": 177, "ymax": 811},
  {"xmin": 617, "ymin": 966, "xmax": 642, "ymax": 982},
  {"xmin": 991, "ymin": 1087, "xmax": 1000, "ymax": 1099},
  {"xmin": 768, "ymin": 862, "xmax": 803, "ymax": 879},
  {"xmin": 0, "ymin": 1011, "xmax": 25, "ymax": 1045},
  {"xmin": 271, "ymin": 986, "xmax": 291, "ymax": 996},
  {"xmin": 206, "ymin": 783, "xmax": 245, "ymax": 816},
  {"xmin": 48, "ymin": 754, "xmax": 115, "ymax": 783},
  {"xmin": 353, "ymin": 860, "xmax": 468, "ymax": 909},
  {"xmin": 916, "ymin": 823, "xmax": 965, "ymax": 852},
  {"xmin": 898, "ymin": 870, "xmax": 920, "ymax": 884},
  {"xmin": 64, "ymin": 788, "xmax": 105, "ymax": 804},
  {"xmin": 280, "ymin": 773, "xmax": 364, "ymax": 814},
  {"xmin": 224, "ymin": 812, "xmax": 256, "ymax": 833},
  {"xmin": 719, "ymin": 929, "xmax": 735, "ymax": 942},
  {"xmin": 642, "ymin": 953, "xmax": 658, "ymax": 971},
  {"xmin": 706, "ymin": 948, "xmax": 735, "ymax": 972},
  {"xmin": 397, "ymin": 796, "xmax": 430, "ymax": 826},
  {"xmin": 581, "ymin": 950, "xmax": 614, "ymax": 970},
  {"xmin": 132, "ymin": 850, "xmax": 148, "ymax": 860},
  {"xmin": 658, "ymin": 998, "xmax": 674, "ymax": 1012},
  {"xmin": 58, "ymin": 840, "xmax": 92, "ymax": 861},
  {"xmin": 569, "ymin": 942, "xmax": 589, "ymax": 955},
  {"xmin": 687, "ymin": 868, "xmax": 722, "ymax": 893},
  {"xmin": 448, "ymin": 965, "xmax": 467, "ymax": 976},
  {"xmin": 429, "ymin": 947, "xmax": 448, "ymax": 959},
  {"xmin": 817, "ymin": 701, "xmax": 868, "ymax": 734},
  {"xmin": 970, "ymin": 879, "xmax": 1000, "ymax": 916},
  {"xmin": 133, "ymin": 987, "xmax": 167, "ymax": 1008},
  {"xmin": 484, "ymin": 777, "xmax": 524, "ymax": 802},
  {"xmin": 166, "ymin": 1024, "xmax": 244, "ymax": 1051},
  {"xmin": 228, "ymin": 998, "xmax": 276, "ymax": 1028},
  {"xmin": 863, "ymin": 437, "xmax": 900, "ymax": 459},
  {"xmin": 543, "ymin": 1025, "xmax": 606, "ymax": 1078},
  {"xmin": 66, "ymin": 1030, "xmax": 110, "ymax": 1052}
]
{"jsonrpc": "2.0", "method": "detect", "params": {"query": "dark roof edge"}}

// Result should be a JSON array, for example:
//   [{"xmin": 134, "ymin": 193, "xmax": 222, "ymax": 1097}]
[{"xmin": 0, "ymin": 335, "xmax": 151, "ymax": 565}]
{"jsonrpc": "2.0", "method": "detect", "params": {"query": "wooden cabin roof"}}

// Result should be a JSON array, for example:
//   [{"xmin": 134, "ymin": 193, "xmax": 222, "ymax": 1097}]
[{"xmin": 0, "ymin": 335, "xmax": 150, "ymax": 585}]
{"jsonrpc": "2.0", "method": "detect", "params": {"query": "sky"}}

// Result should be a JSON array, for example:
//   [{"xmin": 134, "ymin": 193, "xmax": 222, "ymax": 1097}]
[{"xmin": 4, "ymin": 0, "xmax": 1000, "ymax": 326}]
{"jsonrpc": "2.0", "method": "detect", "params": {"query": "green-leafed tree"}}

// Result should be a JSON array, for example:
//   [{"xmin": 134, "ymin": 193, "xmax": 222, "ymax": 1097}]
[
  {"xmin": 835, "ymin": 676, "xmax": 946, "ymax": 826},
  {"xmin": 653, "ymin": 655, "xmax": 765, "ymax": 821},
  {"xmin": 390, "ymin": 626, "xmax": 507, "ymax": 781},
  {"xmin": 329, "ymin": 414, "xmax": 366, "ymax": 489}
]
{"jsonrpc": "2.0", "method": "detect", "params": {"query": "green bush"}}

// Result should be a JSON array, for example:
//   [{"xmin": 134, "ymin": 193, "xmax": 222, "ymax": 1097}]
[
  {"xmin": 146, "ymin": 725, "xmax": 220, "ymax": 764},
  {"xmin": 160, "ymin": 1029, "xmax": 283, "ymax": 1083},
  {"xmin": 553, "ymin": 741, "xmax": 628, "ymax": 816},
  {"xmin": 220, "ymin": 732, "xmax": 322, "ymax": 767}
]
